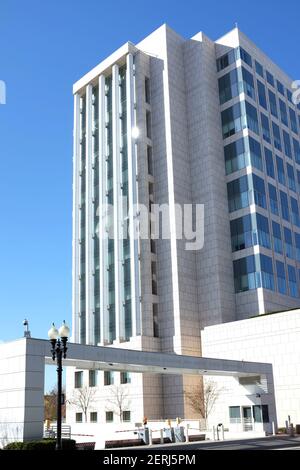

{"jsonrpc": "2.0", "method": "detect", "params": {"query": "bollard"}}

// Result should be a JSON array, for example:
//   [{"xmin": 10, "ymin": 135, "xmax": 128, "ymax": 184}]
[
  {"xmin": 186, "ymin": 424, "xmax": 189, "ymax": 443},
  {"xmin": 149, "ymin": 429, "xmax": 153, "ymax": 446},
  {"xmin": 213, "ymin": 426, "xmax": 216, "ymax": 441},
  {"xmin": 160, "ymin": 429, "xmax": 164, "ymax": 444},
  {"xmin": 272, "ymin": 421, "xmax": 276, "ymax": 435},
  {"xmin": 221, "ymin": 424, "xmax": 225, "ymax": 441}
]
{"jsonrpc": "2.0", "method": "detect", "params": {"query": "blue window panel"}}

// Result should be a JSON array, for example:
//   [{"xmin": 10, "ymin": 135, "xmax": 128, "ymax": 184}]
[
  {"xmin": 261, "ymin": 113, "xmax": 271, "ymax": 143},
  {"xmin": 287, "ymin": 164, "xmax": 296, "ymax": 192},
  {"xmin": 268, "ymin": 184, "xmax": 279, "ymax": 216},
  {"xmin": 256, "ymin": 213, "xmax": 271, "ymax": 249},
  {"xmin": 237, "ymin": 47, "xmax": 252, "ymax": 67},
  {"xmin": 268, "ymin": 89, "xmax": 278, "ymax": 118},
  {"xmin": 280, "ymin": 191, "xmax": 290, "ymax": 221},
  {"xmin": 276, "ymin": 260, "xmax": 287, "ymax": 295},
  {"xmin": 272, "ymin": 221, "xmax": 282, "ymax": 254},
  {"xmin": 287, "ymin": 89, "xmax": 293, "ymax": 104},
  {"xmin": 216, "ymin": 49, "xmax": 236, "ymax": 72},
  {"xmin": 245, "ymin": 101, "xmax": 259, "ymax": 134},
  {"xmin": 248, "ymin": 136, "xmax": 262, "ymax": 171},
  {"xmin": 295, "ymin": 232, "xmax": 300, "ymax": 261},
  {"xmin": 276, "ymin": 155, "xmax": 285, "ymax": 186},
  {"xmin": 272, "ymin": 122, "xmax": 282, "ymax": 151},
  {"xmin": 259, "ymin": 254, "xmax": 275, "ymax": 291},
  {"xmin": 288, "ymin": 265, "xmax": 298, "ymax": 297},
  {"xmin": 224, "ymin": 138, "xmax": 247, "ymax": 174},
  {"xmin": 283, "ymin": 131, "xmax": 292, "ymax": 158},
  {"xmin": 252, "ymin": 173, "xmax": 266, "ymax": 209},
  {"xmin": 230, "ymin": 214, "xmax": 254, "ymax": 252},
  {"xmin": 257, "ymin": 80, "xmax": 267, "ymax": 110},
  {"xmin": 233, "ymin": 255, "xmax": 260, "ymax": 293},
  {"xmin": 266, "ymin": 71, "xmax": 274, "ymax": 87},
  {"xmin": 265, "ymin": 148, "xmax": 275, "ymax": 178},
  {"xmin": 279, "ymin": 99, "xmax": 288, "ymax": 126},
  {"xmin": 227, "ymin": 175, "xmax": 250, "ymax": 212},
  {"xmin": 291, "ymin": 197, "xmax": 300, "ymax": 227},
  {"xmin": 284, "ymin": 227, "xmax": 294, "ymax": 259},
  {"xmin": 277, "ymin": 80, "xmax": 285, "ymax": 96},
  {"xmin": 221, "ymin": 103, "xmax": 246, "ymax": 139},
  {"xmin": 255, "ymin": 60, "xmax": 264, "ymax": 77},
  {"xmin": 293, "ymin": 139, "xmax": 300, "ymax": 164},
  {"xmin": 289, "ymin": 107, "xmax": 298, "ymax": 133}
]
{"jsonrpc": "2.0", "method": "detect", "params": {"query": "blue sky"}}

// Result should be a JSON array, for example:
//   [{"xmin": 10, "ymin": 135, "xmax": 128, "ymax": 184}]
[{"xmin": 0, "ymin": 0, "xmax": 299, "ymax": 391}]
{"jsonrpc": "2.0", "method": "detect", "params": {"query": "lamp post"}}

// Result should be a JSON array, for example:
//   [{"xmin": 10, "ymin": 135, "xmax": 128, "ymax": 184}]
[{"xmin": 48, "ymin": 321, "xmax": 70, "ymax": 451}]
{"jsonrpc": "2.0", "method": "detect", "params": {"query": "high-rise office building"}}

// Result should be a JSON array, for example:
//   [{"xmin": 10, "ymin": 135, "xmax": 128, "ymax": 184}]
[{"xmin": 67, "ymin": 24, "xmax": 300, "ymax": 424}]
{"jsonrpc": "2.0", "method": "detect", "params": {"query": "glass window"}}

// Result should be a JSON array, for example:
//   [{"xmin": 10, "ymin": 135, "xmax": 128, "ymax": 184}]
[
  {"xmin": 256, "ymin": 213, "xmax": 271, "ymax": 249},
  {"xmin": 276, "ymin": 156, "xmax": 285, "ymax": 185},
  {"xmin": 89, "ymin": 370, "xmax": 97, "ymax": 387},
  {"xmin": 289, "ymin": 108, "xmax": 298, "ymax": 133},
  {"xmin": 279, "ymin": 99, "xmax": 288, "ymax": 126},
  {"xmin": 242, "ymin": 67, "xmax": 255, "ymax": 100},
  {"xmin": 257, "ymin": 80, "xmax": 267, "ymax": 110},
  {"xmin": 224, "ymin": 138, "xmax": 247, "ymax": 174},
  {"xmin": 229, "ymin": 406, "xmax": 241, "ymax": 422},
  {"xmin": 297, "ymin": 170, "xmax": 300, "ymax": 192},
  {"xmin": 122, "ymin": 411, "xmax": 131, "ymax": 422},
  {"xmin": 106, "ymin": 411, "xmax": 114, "ymax": 423},
  {"xmin": 287, "ymin": 164, "xmax": 296, "ymax": 192},
  {"xmin": 266, "ymin": 71, "xmax": 274, "ymax": 87},
  {"xmin": 237, "ymin": 47, "xmax": 252, "ymax": 67},
  {"xmin": 265, "ymin": 148, "xmax": 275, "ymax": 178},
  {"xmin": 295, "ymin": 232, "xmax": 300, "ymax": 261},
  {"xmin": 277, "ymin": 80, "xmax": 285, "ymax": 95},
  {"xmin": 249, "ymin": 136, "xmax": 262, "ymax": 171},
  {"xmin": 272, "ymin": 122, "xmax": 282, "ymax": 151},
  {"xmin": 245, "ymin": 101, "xmax": 259, "ymax": 134},
  {"xmin": 221, "ymin": 102, "xmax": 245, "ymax": 138},
  {"xmin": 269, "ymin": 184, "xmax": 279, "ymax": 216},
  {"xmin": 227, "ymin": 175, "xmax": 250, "ymax": 212},
  {"xmin": 276, "ymin": 260, "xmax": 287, "ymax": 295},
  {"xmin": 218, "ymin": 68, "xmax": 239, "ymax": 104},
  {"xmin": 260, "ymin": 254, "xmax": 275, "ymax": 290},
  {"xmin": 255, "ymin": 60, "xmax": 264, "ymax": 77},
  {"xmin": 120, "ymin": 372, "xmax": 131, "ymax": 384},
  {"xmin": 146, "ymin": 111, "xmax": 152, "ymax": 138},
  {"xmin": 253, "ymin": 405, "xmax": 269, "ymax": 423},
  {"xmin": 280, "ymin": 191, "xmax": 290, "ymax": 221},
  {"xmin": 76, "ymin": 413, "xmax": 83, "ymax": 423},
  {"xmin": 104, "ymin": 371, "xmax": 114, "ymax": 386},
  {"xmin": 291, "ymin": 197, "xmax": 300, "ymax": 227},
  {"xmin": 147, "ymin": 146, "xmax": 153, "ymax": 175},
  {"xmin": 293, "ymin": 139, "xmax": 300, "ymax": 164},
  {"xmin": 283, "ymin": 130, "xmax": 292, "ymax": 158},
  {"xmin": 252, "ymin": 173, "xmax": 266, "ymax": 209},
  {"xmin": 260, "ymin": 113, "xmax": 271, "ymax": 143},
  {"xmin": 272, "ymin": 221, "xmax": 282, "ymax": 254},
  {"xmin": 284, "ymin": 227, "xmax": 294, "ymax": 259},
  {"xmin": 230, "ymin": 215, "xmax": 253, "ymax": 252},
  {"xmin": 233, "ymin": 255, "xmax": 259, "ymax": 292},
  {"xmin": 90, "ymin": 412, "xmax": 97, "ymax": 423},
  {"xmin": 216, "ymin": 49, "xmax": 236, "ymax": 72},
  {"xmin": 75, "ymin": 371, "xmax": 83, "ymax": 389},
  {"xmin": 288, "ymin": 264, "xmax": 298, "ymax": 297},
  {"xmin": 268, "ymin": 89, "xmax": 278, "ymax": 118},
  {"xmin": 145, "ymin": 77, "xmax": 151, "ymax": 104},
  {"xmin": 287, "ymin": 89, "xmax": 293, "ymax": 104}
]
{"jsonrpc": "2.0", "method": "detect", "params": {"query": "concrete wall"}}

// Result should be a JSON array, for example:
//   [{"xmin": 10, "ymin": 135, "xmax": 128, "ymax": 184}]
[{"xmin": 202, "ymin": 309, "xmax": 300, "ymax": 427}]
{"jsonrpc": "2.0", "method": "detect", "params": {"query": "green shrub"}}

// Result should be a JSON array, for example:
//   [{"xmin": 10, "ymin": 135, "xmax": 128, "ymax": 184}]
[{"xmin": 4, "ymin": 439, "xmax": 76, "ymax": 451}]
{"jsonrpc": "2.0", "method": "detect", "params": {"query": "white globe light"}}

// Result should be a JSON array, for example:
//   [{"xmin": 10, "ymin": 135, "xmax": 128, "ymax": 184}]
[
  {"xmin": 48, "ymin": 323, "xmax": 59, "ymax": 340},
  {"xmin": 132, "ymin": 126, "xmax": 139, "ymax": 139},
  {"xmin": 58, "ymin": 321, "xmax": 70, "ymax": 338}
]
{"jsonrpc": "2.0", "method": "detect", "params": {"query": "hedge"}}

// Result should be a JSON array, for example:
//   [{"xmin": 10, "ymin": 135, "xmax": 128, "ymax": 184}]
[{"xmin": 4, "ymin": 439, "xmax": 76, "ymax": 450}]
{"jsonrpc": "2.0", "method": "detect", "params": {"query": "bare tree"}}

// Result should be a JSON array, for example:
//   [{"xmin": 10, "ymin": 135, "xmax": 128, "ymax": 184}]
[
  {"xmin": 67, "ymin": 386, "xmax": 97, "ymax": 422},
  {"xmin": 44, "ymin": 386, "xmax": 66, "ymax": 422},
  {"xmin": 105, "ymin": 385, "xmax": 131, "ymax": 422},
  {"xmin": 185, "ymin": 379, "xmax": 223, "ymax": 423}
]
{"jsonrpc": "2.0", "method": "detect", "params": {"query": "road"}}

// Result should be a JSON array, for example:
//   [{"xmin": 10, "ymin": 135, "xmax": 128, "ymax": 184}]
[{"xmin": 143, "ymin": 435, "xmax": 300, "ymax": 450}]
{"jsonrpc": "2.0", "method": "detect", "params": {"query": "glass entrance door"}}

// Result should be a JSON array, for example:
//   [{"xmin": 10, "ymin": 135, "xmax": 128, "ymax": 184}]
[{"xmin": 242, "ymin": 406, "xmax": 253, "ymax": 431}]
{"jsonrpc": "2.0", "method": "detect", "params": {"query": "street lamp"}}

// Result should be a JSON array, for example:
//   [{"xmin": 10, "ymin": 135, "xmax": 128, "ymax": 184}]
[{"xmin": 48, "ymin": 321, "xmax": 70, "ymax": 451}]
